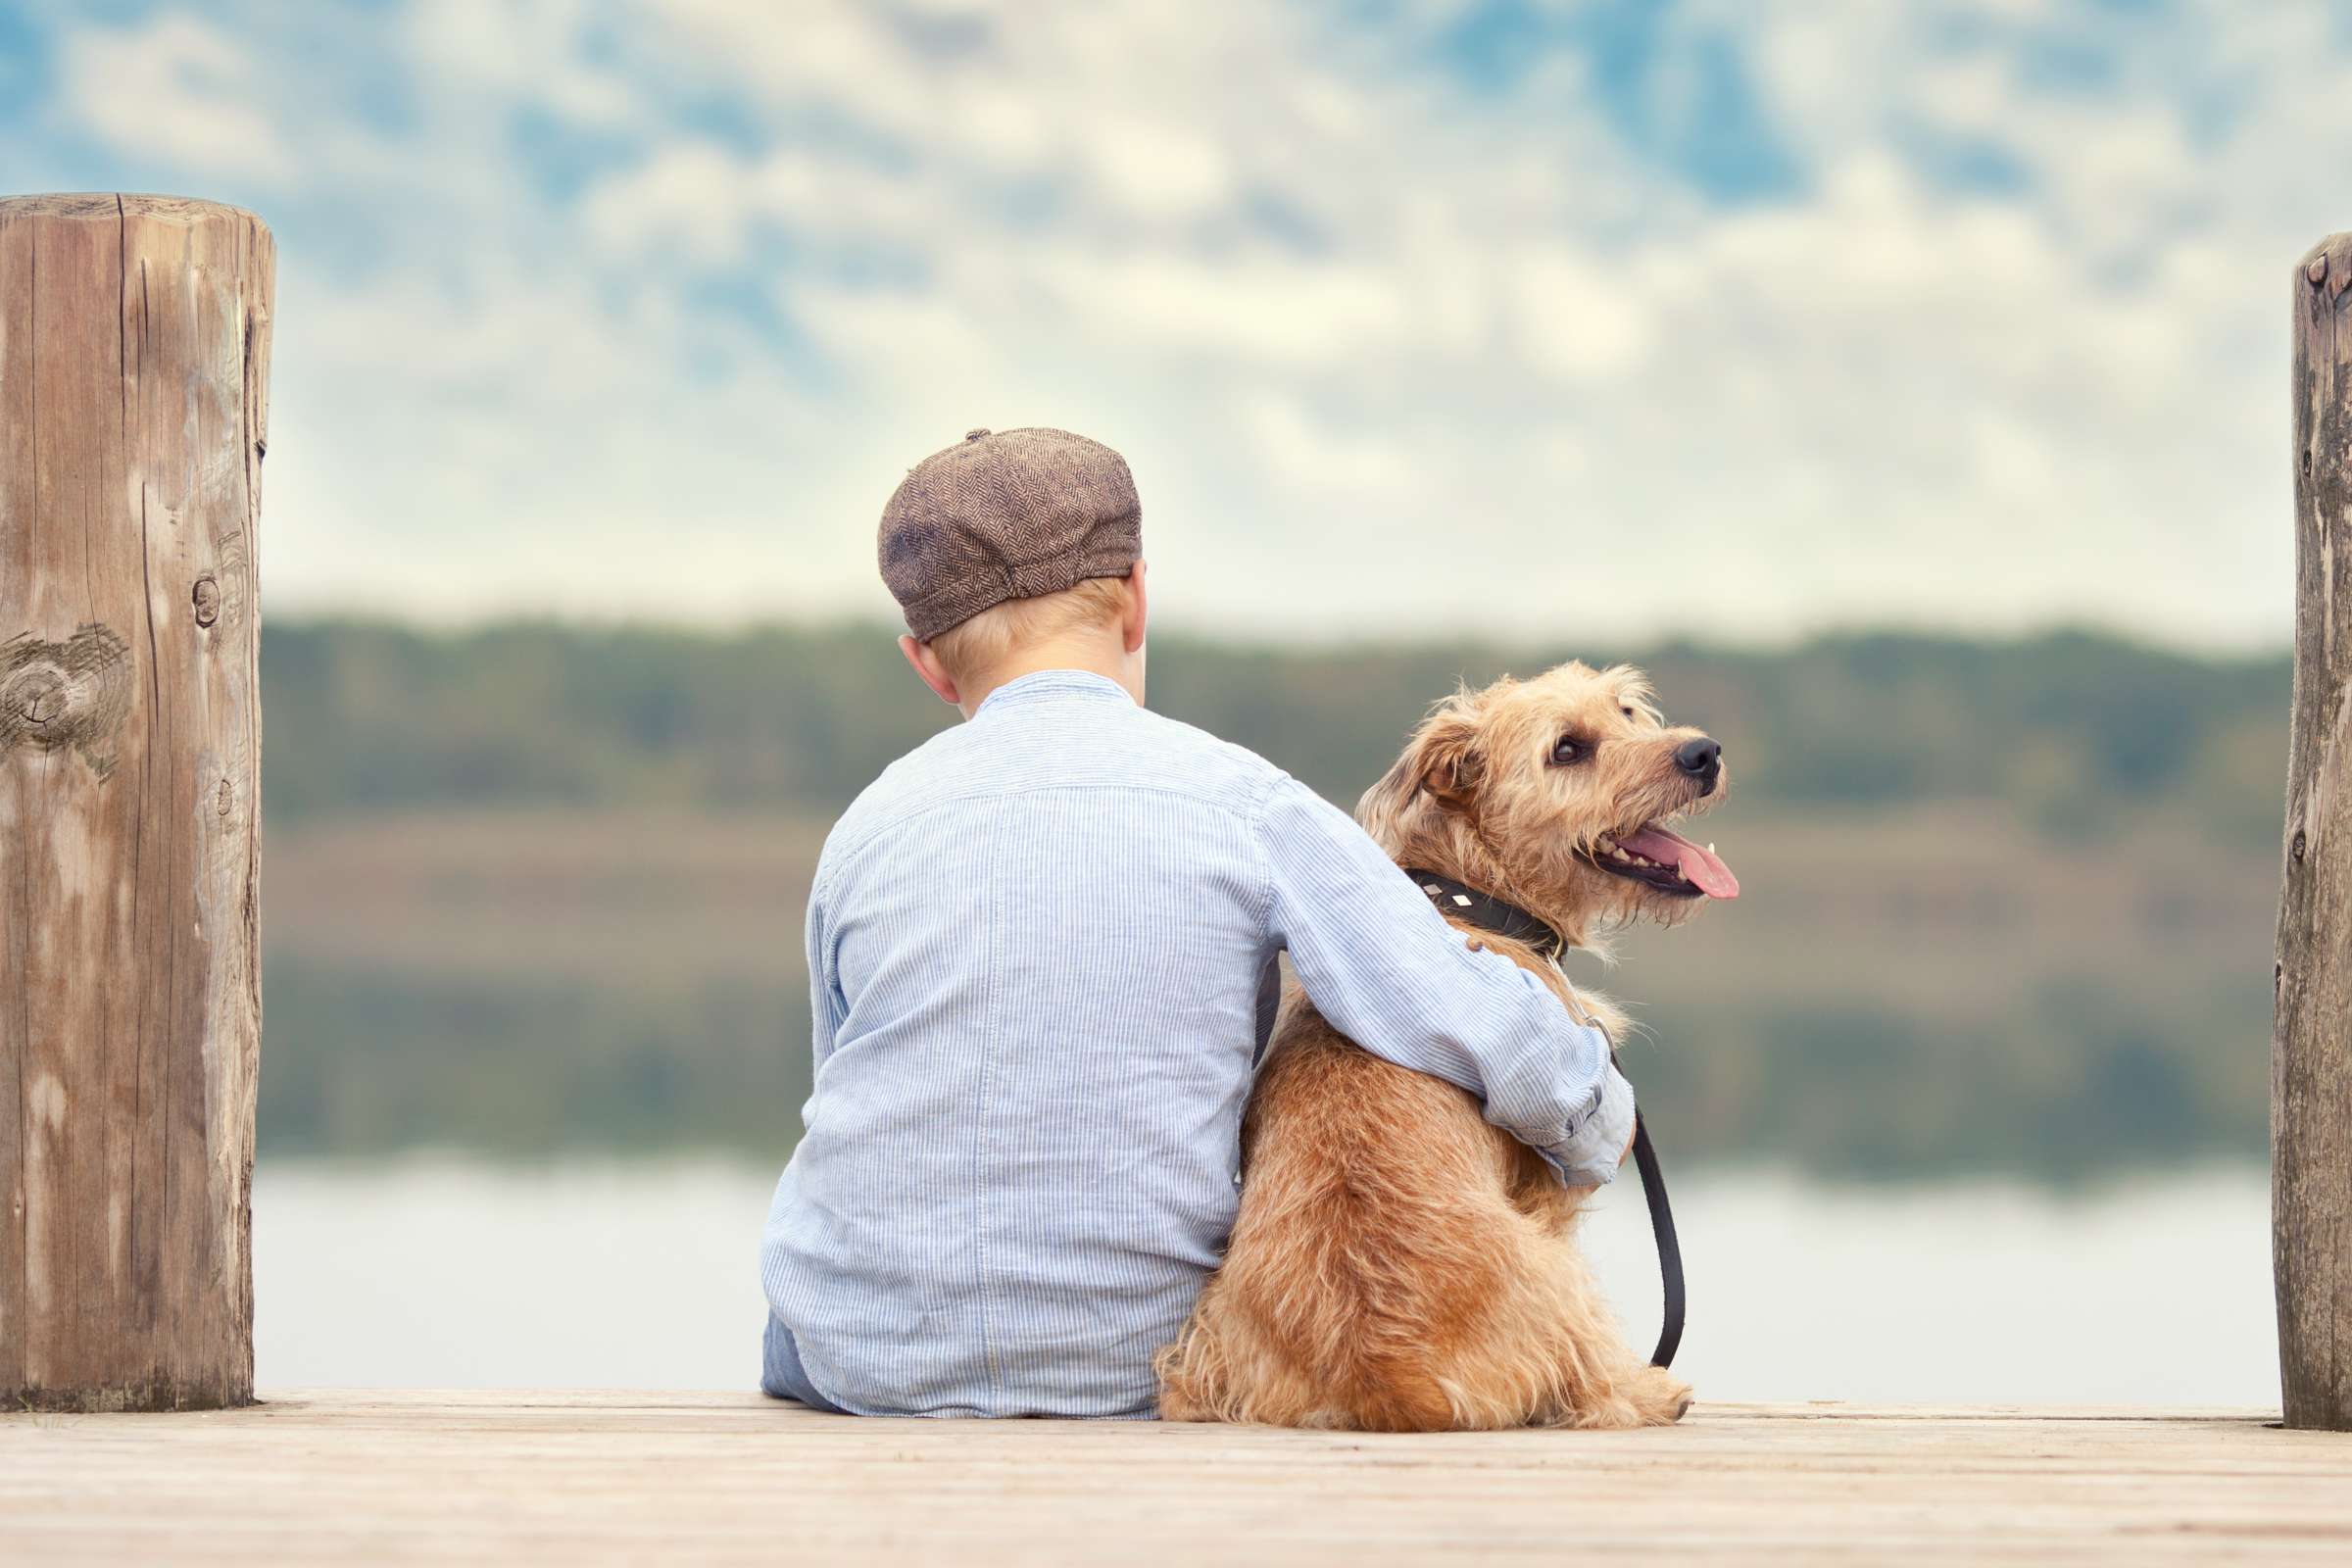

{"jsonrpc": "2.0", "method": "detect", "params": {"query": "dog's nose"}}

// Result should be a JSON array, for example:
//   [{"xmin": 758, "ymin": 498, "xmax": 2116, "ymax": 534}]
[{"xmin": 1675, "ymin": 737, "xmax": 1722, "ymax": 790}]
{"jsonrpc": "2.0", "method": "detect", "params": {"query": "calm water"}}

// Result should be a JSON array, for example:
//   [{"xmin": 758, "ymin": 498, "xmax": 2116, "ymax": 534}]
[{"xmin": 253, "ymin": 1159, "xmax": 2278, "ymax": 1408}]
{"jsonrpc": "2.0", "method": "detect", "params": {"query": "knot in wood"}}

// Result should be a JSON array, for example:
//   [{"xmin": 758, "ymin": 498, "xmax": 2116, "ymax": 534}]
[
  {"xmin": 2293, "ymin": 828, "xmax": 2309, "ymax": 863},
  {"xmin": 0, "ymin": 625, "xmax": 133, "ymax": 762},
  {"xmin": 192, "ymin": 575, "xmax": 221, "ymax": 628},
  {"xmin": 9, "ymin": 668, "xmax": 65, "ymax": 726}
]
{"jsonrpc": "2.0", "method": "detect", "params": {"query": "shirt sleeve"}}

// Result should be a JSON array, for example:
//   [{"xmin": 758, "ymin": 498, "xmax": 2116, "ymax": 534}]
[
  {"xmin": 1253, "ymin": 772, "xmax": 1636, "ymax": 1186},
  {"xmin": 804, "ymin": 869, "xmax": 848, "ymax": 1127}
]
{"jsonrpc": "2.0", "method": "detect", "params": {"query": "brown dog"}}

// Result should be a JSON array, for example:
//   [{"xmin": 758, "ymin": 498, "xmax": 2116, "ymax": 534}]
[{"xmin": 1154, "ymin": 662, "xmax": 1737, "ymax": 1430}]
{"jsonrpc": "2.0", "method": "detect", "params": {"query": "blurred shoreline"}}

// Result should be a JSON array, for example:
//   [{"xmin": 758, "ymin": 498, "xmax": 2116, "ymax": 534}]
[{"xmin": 258, "ymin": 619, "xmax": 2282, "ymax": 1184}]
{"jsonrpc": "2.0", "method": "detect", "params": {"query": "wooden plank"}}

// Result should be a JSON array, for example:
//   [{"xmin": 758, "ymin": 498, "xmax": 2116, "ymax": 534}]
[
  {"xmin": 2281, "ymin": 235, "xmax": 2352, "ymax": 1431},
  {"xmin": 0, "ymin": 194, "xmax": 274, "ymax": 1411},
  {"xmin": 3, "ymin": 1396, "xmax": 2346, "ymax": 1564}
]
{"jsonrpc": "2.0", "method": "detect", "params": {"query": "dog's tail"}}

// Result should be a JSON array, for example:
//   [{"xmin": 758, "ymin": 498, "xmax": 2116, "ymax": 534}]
[
  {"xmin": 1152, "ymin": 1316, "xmax": 1232, "ymax": 1423},
  {"xmin": 1157, "ymin": 1282, "xmax": 1437, "ymax": 1430}
]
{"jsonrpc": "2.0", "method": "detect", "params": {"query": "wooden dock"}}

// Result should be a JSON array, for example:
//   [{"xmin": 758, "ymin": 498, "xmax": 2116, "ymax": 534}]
[{"xmin": 5, "ymin": 1392, "xmax": 2348, "ymax": 1563}]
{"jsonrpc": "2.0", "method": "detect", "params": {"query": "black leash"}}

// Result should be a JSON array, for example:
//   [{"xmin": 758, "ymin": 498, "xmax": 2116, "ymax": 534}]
[
  {"xmin": 1404, "ymin": 869, "xmax": 1686, "ymax": 1370},
  {"xmin": 1626, "ymin": 1115, "xmax": 1684, "ymax": 1369}
]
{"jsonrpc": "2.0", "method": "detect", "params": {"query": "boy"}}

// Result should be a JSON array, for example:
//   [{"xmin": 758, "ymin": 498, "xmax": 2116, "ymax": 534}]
[{"xmin": 760, "ymin": 426, "xmax": 1632, "ymax": 1418}]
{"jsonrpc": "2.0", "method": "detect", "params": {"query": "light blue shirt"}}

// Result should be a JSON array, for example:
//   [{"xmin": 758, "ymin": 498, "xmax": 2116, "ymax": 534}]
[{"xmin": 760, "ymin": 668, "xmax": 1634, "ymax": 1418}]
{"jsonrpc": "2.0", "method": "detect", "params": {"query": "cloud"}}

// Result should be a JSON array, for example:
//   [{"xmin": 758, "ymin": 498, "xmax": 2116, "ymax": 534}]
[
  {"xmin": 9, "ymin": 0, "xmax": 2336, "ymax": 647},
  {"xmin": 59, "ymin": 13, "xmax": 290, "ymax": 179},
  {"xmin": 401, "ymin": 0, "xmax": 638, "ymax": 129}
]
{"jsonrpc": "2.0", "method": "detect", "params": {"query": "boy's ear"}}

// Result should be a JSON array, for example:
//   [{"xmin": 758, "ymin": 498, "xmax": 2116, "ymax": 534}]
[
  {"xmin": 900, "ymin": 634, "xmax": 962, "ymax": 707},
  {"xmin": 1120, "ymin": 561, "xmax": 1149, "ymax": 655}
]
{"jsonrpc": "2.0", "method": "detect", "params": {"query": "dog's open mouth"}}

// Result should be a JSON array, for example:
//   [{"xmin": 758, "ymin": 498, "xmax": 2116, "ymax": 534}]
[{"xmin": 1581, "ymin": 823, "xmax": 1740, "ymax": 901}]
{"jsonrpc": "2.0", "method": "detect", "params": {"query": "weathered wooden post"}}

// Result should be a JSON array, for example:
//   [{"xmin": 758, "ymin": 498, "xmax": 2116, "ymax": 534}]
[
  {"xmin": 2280, "ymin": 233, "xmax": 2352, "ymax": 1431},
  {"xmin": 1, "ymin": 195, "xmax": 272, "ymax": 1411}
]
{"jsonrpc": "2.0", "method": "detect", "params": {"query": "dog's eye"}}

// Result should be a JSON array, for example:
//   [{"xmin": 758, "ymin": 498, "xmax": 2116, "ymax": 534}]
[
  {"xmin": 1620, "ymin": 706, "xmax": 1636, "ymax": 721},
  {"xmin": 1550, "ymin": 734, "xmax": 1591, "ymax": 766}
]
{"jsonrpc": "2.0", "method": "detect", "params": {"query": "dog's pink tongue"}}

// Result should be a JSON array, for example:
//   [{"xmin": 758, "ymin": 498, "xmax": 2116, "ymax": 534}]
[{"xmin": 1618, "ymin": 824, "xmax": 1740, "ymax": 899}]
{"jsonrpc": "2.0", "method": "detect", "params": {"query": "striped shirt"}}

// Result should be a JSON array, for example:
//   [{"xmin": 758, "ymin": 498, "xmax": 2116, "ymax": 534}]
[{"xmin": 759, "ymin": 668, "xmax": 1633, "ymax": 1418}]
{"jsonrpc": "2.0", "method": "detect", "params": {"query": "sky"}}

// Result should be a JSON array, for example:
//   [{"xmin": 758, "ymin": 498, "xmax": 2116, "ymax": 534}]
[{"xmin": 0, "ymin": 0, "xmax": 2334, "ymax": 647}]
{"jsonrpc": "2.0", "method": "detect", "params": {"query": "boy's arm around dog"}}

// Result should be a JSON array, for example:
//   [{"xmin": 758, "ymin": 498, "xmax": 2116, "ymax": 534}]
[{"xmin": 1254, "ymin": 775, "xmax": 1636, "ymax": 1187}]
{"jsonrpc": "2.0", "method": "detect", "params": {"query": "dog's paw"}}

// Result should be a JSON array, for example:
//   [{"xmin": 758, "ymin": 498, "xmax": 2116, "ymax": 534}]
[
  {"xmin": 1626, "ymin": 1365, "xmax": 1694, "ymax": 1426},
  {"xmin": 1571, "ymin": 1363, "xmax": 1702, "ymax": 1429},
  {"xmin": 1549, "ymin": 1365, "xmax": 1693, "ymax": 1429}
]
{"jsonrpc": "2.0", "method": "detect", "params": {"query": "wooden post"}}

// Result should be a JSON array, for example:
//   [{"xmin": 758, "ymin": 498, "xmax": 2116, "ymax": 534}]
[
  {"xmin": 2281, "ymin": 233, "xmax": 2352, "ymax": 1431},
  {"xmin": 0, "ymin": 195, "xmax": 273, "ymax": 1411}
]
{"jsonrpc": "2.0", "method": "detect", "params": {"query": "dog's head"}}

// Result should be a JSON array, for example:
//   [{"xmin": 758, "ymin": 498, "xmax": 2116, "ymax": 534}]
[{"xmin": 1358, "ymin": 661, "xmax": 1738, "ymax": 947}]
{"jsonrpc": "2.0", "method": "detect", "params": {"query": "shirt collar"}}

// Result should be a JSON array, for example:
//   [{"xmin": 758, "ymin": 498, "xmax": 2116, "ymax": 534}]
[{"xmin": 974, "ymin": 668, "xmax": 1134, "ymax": 717}]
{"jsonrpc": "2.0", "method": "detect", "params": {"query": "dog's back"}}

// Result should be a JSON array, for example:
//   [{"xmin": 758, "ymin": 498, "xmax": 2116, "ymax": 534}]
[{"xmin": 1155, "ymin": 981, "xmax": 1665, "ymax": 1431}]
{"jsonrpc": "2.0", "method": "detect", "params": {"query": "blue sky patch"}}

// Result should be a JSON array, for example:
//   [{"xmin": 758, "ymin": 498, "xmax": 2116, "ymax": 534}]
[{"xmin": 1421, "ymin": 0, "xmax": 1803, "ymax": 204}]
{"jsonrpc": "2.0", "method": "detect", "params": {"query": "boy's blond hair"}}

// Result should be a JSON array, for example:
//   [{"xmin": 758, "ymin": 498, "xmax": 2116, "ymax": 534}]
[{"xmin": 928, "ymin": 574, "xmax": 1132, "ymax": 686}]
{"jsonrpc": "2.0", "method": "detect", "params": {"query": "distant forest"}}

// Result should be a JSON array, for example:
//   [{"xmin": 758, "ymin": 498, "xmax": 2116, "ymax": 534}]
[{"xmin": 264, "ymin": 619, "xmax": 2286, "ymax": 844}]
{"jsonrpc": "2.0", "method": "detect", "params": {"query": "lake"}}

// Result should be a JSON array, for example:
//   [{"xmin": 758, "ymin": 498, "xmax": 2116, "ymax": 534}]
[
  {"xmin": 259, "ymin": 803, "xmax": 2276, "ymax": 1184},
  {"xmin": 253, "ymin": 1157, "xmax": 2278, "ymax": 1409}
]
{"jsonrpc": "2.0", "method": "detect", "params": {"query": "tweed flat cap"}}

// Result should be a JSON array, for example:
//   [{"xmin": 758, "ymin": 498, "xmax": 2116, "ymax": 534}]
[{"xmin": 879, "ymin": 426, "xmax": 1142, "ymax": 640}]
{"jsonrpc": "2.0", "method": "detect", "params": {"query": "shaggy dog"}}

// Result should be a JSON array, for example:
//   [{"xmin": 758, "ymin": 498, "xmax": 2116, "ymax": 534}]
[{"xmin": 1155, "ymin": 662, "xmax": 1737, "ymax": 1431}]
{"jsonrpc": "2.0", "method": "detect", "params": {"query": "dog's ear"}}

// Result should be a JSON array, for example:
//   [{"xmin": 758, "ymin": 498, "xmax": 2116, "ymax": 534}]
[
  {"xmin": 1359, "ymin": 698, "xmax": 1482, "ymax": 826},
  {"xmin": 1415, "ymin": 708, "xmax": 1484, "ymax": 809}
]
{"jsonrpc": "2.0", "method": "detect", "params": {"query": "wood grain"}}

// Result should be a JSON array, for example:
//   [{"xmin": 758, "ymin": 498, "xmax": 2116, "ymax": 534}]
[
  {"xmin": 0, "ymin": 194, "xmax": 273, "ymax": 1411},
  {"xmin": 3, "ymin": 1394, "xmax": 2346, "ymax": 1564},
  {"xmin": 2281, "ymin": 236, "xmax": 2352, "ymax": 1432}
]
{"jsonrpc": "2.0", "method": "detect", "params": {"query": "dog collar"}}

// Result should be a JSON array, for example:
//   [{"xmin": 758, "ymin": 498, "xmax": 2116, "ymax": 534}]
[{"xmin": 1401, "ymin": 869, "xmax": 1566, "ymax": 959}]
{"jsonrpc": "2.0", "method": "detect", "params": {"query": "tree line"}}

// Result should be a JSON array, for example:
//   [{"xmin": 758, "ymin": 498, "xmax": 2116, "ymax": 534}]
[{"xmin": 264, "ymin": 618, "xmax": 2285, "ymax": 842}]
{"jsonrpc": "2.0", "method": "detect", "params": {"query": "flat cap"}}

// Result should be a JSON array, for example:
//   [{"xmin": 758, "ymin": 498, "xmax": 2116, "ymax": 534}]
[{"xmin": 879, "ymin": 426, "xmax": 1142, "ymax": 641}]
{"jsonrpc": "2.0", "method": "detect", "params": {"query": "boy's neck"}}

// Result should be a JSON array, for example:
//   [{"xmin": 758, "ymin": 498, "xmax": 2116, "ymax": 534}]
[{"xmin": 956, "ymin": 635, "xmax": 1144, "ymax": 718}]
